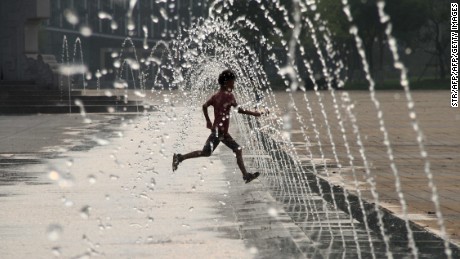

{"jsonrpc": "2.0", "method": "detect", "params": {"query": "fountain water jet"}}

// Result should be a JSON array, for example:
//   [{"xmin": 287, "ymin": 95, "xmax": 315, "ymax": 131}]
[
  {"xmin": 48, "ymin": 1, "xmax": 459, "ymax": 257},
  {"xmin": 376, "ymin": 1, "xmax": 452, "ymax": 257}
]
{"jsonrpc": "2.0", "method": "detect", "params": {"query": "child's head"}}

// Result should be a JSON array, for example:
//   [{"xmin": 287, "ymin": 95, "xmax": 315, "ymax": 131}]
[{"xmin": 218, "ymin": 70, "xmax": 236, "ymax": 90}]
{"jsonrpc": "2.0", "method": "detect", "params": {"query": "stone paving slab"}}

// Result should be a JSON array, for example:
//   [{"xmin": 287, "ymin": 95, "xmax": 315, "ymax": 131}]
[{"xmin": 275, "ymin": 90, "xmax": 460, "ymax": 247}]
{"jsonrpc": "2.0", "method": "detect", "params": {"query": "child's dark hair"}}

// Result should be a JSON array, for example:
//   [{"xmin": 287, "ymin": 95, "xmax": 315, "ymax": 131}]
[{"xmin": 218, "ymin": 69, "xmax": 236, "ymax": 86}]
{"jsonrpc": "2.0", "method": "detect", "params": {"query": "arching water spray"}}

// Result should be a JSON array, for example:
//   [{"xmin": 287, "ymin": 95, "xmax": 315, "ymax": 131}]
[
  {"xmin": 376, "ymin": 1, "xmax": 452, "ymax": 258},
  {"xmin": 341, "ymin": 0, "xmax": 417, "ymax": 257}
]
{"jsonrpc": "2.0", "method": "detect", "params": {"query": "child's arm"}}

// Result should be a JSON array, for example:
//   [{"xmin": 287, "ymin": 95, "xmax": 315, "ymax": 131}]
[
  {"xmin": 202, "ymin": 103, "xmax": 212, "ymax": 129},
  {"xmin": 237, "ymin": 107, "xmax": 262, "ymax": 117}
]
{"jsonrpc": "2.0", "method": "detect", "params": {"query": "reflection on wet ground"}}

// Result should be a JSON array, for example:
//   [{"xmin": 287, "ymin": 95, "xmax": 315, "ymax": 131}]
[
  {"xmin": 0, "ymin": 155, "xmax": 49, "ymax": 186},
  {"xmin": 0, "ymin": 114, "xmax": 136, "ymax": 196},
  {"xmin": 215, "ymin": 159, "xmax": 451, "ymax": 258}
]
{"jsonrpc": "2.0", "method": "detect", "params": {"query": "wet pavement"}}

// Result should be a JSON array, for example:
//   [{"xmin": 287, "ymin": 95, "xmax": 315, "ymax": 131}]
[
  {"xmin": 273, "ymin": 90, "xmax": 460, "ymax": 255},
  {"xmin": 0, "ymin": 90, "xmax": 458, "ymax": 258},
  {"xmin": 0, "ymin": 114, "xmax": 132, "ymax": 194}
]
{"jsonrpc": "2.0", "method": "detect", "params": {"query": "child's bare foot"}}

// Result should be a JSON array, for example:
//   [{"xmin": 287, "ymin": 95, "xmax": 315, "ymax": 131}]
[
  {"xmin": 172, "ymin": 153, "xmax": 181, "ymax": 171},
  {"xmin": 243, "ymin": 172, "xmax": 260, "ymax": 183}
]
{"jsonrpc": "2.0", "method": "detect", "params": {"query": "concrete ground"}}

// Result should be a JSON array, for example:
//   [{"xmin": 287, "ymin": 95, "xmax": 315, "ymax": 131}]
[{"xmin": 0, "ymin": 90, "xmax": 458, "ymax": 258}]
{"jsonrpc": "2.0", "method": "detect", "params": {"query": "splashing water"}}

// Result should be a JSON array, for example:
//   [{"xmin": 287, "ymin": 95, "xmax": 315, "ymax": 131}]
[
  {"xmin": 47, "ymin": 1, "xmax": 456, "ymax": 258},
  {"xmin": 46, "ymin": 224, "xmax": 63, "ymax": 241}
]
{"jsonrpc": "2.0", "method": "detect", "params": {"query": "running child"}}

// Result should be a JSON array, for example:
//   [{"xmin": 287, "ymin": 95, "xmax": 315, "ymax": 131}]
[{"xmin": 172, "ymin": 69, "xmax": 263, "ymax": 183}]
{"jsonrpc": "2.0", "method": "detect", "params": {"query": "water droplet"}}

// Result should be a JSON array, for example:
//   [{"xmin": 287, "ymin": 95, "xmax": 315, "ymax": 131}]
[
  {"xmin": 191, "ymin": 185, "xmax": 196, "ymax": 191},
  {"xmin": 146, "ymin": 236, "xmax": 154, "ymax": 243},
  {"xmin": 113, "ymin": 59, "xmax": 121, "ymax": 68},
  {"xmin": 268, "ymin": 207, "xmax": 278, "ymax": 217},
  {"xmin": 189, "ymin": 207, "xmax": 194, "ymax": 212},
  {"xmin": 49, "ymin": 170, "xmax": 60, "ymax": 181},
  {"xmin": 249, "ymin": 247, "xmax": 258, "ymax": 254},
  {"xmin": 80, "ymin": 206, "xmax": 90, "ymax": 219},
  {"xmin": 421, "ymin": 151, "xmax": 427, "ymax": 158},
  {"xmin": 94, "ymin": 138, "xmax": 110, "ymax": 145},
  {"xmin": 79, "ymin": 26, "xmax": 92, "ymax": 37},
  {"xmin": 130, "ymin": 223, "xmax": 142, "ymax": 228},
  {"xmin": 49, "ymin": 169, "xmax": 74, "ymax": 188},
  {"xmin": 98, "ymin": 223, "xmax": 105, "ymax": 230},
  {"xmin": 64, "ymin": 9, "xmax": 79, "ymax": 25},
  {"xmin": 134, "ymin": 91, "xmax": 146, "ymax": 98},
  {"xmin": 51, "ymin": 247, "xmax": 61, "ymax": 256},
  {"xmin": 127, "ymin": 19, "xmax": 135, "ymax": 31},
  {"xmin": 62, "ymin": 197, "xmax": 74, "ymax": 207},
  {"xmin": 58, "ymin": 64, "xmax": 88, "ymax": 76},
  {"xmin": 113, "ymin": 79, "xmax": 127, "ymax": 89},
  {"xmin": 219, "ymin": 201, "xmax": 226, "ymax": 206},
  {"xmin": 110, "ymin": 174, "xmax": 119, "ymax": 180},
  {"xmin": 111, "ymin": 20, "xmax": 118, "ymax": 30},
  {"xmin": 128, "ymin": 59, "xmax": 140, "ymax": 70},
  {"xmin": 47, "ymin": 224, "xmax": 63, "ymax": 241},
  {"xmin": 88, "ymin": 175, "xmax": 96, "ymax": 184},
  {"xmin": 98, "ymin": 11, "xmax": 112, "ymax": 20}
]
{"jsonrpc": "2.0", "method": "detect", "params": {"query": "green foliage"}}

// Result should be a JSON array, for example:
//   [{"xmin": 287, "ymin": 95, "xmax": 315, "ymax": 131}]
[
  {"xmin": 316, "ymin": 0, "xmax": 448, "ymax": 78},
  {"xmin": 316, "ymin": 0, "xmax": 349, "ymax": 41},
  {"xmin": 219, "ymin": 0, "xmax": 450, "ymax": 83},
  {"xmin": 385, "ymin": 0, "xmax": 430, "ymax": 47}
]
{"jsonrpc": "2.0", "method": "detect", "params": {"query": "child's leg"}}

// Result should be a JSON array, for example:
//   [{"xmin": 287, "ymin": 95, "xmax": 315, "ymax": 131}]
[
  {"xmin": 235, "ymin": 148, "xmax": 260, "ymax": 183},
  {"xmin": 173, "ymin": 132, "xmax": 219, "ymax": 168},
  {"xmin": 235, "ymin": 149, "xmax": 249, "ymax": 176},
  {"xmin": 180, "ymin": 150, "xmax": 208, "ymax": 161},
  {"xmin": 222, "ymin": 134, "xmax": 249, "ymax": 177}
]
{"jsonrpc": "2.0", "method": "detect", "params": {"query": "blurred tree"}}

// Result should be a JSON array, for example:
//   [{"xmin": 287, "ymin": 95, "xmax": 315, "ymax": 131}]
[
  {"xmin": 217, "ymin": 0, "xmax": 448, "ymax": 83},
  {"xmin": 318, "ymin": 0, "xmax": 382, "ymax": 74},
  {"xmin": 318, "ymin": 0, "xmax": 436, "ymax": 78},
  {"xmin": 385, "ymin": 0, "xmax": 429, "ymax": 47},
  {"xmin": 417, "ymin": 0, "xmax": 449, "ymax": 79}
]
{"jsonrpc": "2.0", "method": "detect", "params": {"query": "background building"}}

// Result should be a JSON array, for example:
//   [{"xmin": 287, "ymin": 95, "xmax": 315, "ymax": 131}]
[
  {"xmin": 0, "ymin": 0, "xmax": 208, "ymax": 88},
  {"xmin": 0, "ymin": 0, "xmax": 52, "ymax": 85}
]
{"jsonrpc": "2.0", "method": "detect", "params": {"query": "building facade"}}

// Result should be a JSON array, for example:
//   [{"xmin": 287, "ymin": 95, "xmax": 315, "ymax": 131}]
[{"xmin": 0, "ymin": 0, "xmax": 207, "ymax": 87}]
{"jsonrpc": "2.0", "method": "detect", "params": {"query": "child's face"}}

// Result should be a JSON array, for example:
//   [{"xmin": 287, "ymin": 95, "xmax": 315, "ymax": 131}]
[{"xmin": 225, "ymin": 80, "xmax": 235, "ymax": 92}]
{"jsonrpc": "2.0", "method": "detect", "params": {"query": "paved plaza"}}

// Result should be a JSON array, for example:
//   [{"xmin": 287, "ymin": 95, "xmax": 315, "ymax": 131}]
[
  {"xmin": 0, "ymin": 90, "xmax": 458, "ymax": 258},
  {"xmin": 276, "ymin": 90, "xmax": 460, "ymax": 246}
]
